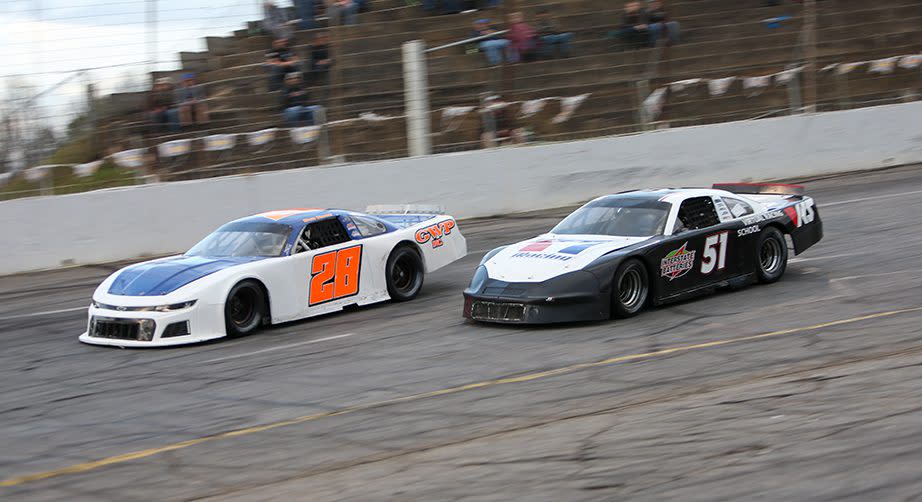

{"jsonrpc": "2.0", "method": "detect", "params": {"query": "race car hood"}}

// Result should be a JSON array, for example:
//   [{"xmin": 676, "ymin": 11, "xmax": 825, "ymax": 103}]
[
  {"xmin": 483, "ymin": 234, "xmax": 651, "ymax": 283},
  {"xmin": 107, "ymin": 255, "xmax": 267, "ymax": 296}
]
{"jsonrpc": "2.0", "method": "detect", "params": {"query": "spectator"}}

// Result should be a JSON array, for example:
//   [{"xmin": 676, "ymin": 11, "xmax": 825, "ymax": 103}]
[
  {"xmin": 646, "ymin": 0, "xmax": 680, "ymax": 46},
  {"xmin": 327, "ymin": 0, "xmax": 358, "ymax": 26},
  {"xmin": 618, "ymin": 1, "xmax": 649, "ymax": 49},
  {"xmin": 281, "ymin": 73, "xmax": 321, "ymax": 125},
  {"xmin": 309, "ymin": 31, "xmax": 332, "ymax": 76},
  {"xmin": 472, "ymin": 19, "xmax": 511, "ymax": 66},
  {"xmin": 535, "ymin": 9, "xmax": 573, "ymax": 58},
  {"xmin": 262, "ymin": 1, "xmax": 293, "ymax": 40},
  {"xmin": 506, "ymin": 12, "xmax": 537, "ymax": 63},
  {"xmin": 146, "ymin": 77, "xmax": 180, "ymax": 132},
  {"xmin": 294, "ymin": 0, "xmax": 316, "ymax": 30},
  {"xmin": 480, "ymin": 94, "xmax": 525, "ymax": 148},
  {"xmin": 175, "ymin": 73, "xmax": 209, "ymax": 127},
  {"xmin": 265, "ymin": 37, "xmax": 301, "ymax": 92}
]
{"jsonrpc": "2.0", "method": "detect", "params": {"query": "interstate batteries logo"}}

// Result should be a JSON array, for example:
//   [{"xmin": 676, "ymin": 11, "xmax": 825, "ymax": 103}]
[{"xmin": 660, "ymin": 242, "xmax": 695, "ymax": 281}]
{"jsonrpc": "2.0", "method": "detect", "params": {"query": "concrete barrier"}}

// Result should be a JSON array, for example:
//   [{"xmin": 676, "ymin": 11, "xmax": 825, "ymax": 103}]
[{"xmin": 3, "ymin": 101, "xmax": 922, "ymax": 275}]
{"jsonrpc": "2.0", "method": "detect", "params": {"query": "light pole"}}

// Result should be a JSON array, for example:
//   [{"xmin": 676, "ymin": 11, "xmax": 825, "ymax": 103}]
[{"xmin": 802, "ymin": 0, "xmax": 817, "ymax": 112}]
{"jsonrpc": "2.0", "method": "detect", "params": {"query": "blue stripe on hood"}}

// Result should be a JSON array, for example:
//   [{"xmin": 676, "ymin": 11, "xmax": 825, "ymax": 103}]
[{"xmin": 108, "ymin": 256, "xmax": 267, "ymax": 296}]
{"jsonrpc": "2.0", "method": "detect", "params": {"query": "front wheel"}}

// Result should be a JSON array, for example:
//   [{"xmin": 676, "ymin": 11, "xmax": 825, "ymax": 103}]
[
  {"xmin": 756, "ymin": 227, "xmax": 788, "ymax": 284},
  {"xmin": 386, "ymin": 245, "xmax": 424, "ymax": 301},
  {"xmin": 225, "ymin": 280, "xmax": 266, "ymax": 337},
  {"xmin": 611, "ymin": 259, "xmax": 649, "ymax": 318}
]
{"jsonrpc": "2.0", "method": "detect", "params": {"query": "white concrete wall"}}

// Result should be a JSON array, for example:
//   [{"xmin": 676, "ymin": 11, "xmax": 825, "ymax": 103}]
[{"xmin": 3, "ymin": 102, "xmax": 922, "ymax": 275}]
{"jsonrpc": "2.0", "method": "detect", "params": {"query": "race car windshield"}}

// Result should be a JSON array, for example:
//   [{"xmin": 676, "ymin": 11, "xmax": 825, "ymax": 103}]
[
  {"xmin": 186, "ymin": 221, "xmax": 292, "ymax": 257},
  {"xmin": 551, "ymin": 197, "xmax": 670, "ymax": 237}
]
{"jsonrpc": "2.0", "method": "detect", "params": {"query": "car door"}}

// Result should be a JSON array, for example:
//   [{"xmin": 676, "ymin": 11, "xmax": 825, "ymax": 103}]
[
  {"xmin": 713, "ymin": 195, "xmax": 762, "ymax": 277},
  {"xmin": 294, "ymin": 217, "xmax": 371, "ymax": 315},
  {"xmin": 655, "ymin": 195, "xmax": 736, "ymax": 299}
]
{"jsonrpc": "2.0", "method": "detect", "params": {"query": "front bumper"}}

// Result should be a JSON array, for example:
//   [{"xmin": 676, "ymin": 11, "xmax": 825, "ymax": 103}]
[
  {"xmin": 462, "ymin": 272, "xmax": 608, "ymax": 324},
  {"xmin": 78, "ymin": 302, "xmax": 226, "ymax": 347}
]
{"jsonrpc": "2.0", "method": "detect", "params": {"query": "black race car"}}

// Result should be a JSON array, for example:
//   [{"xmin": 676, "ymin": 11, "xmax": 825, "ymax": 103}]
[{"xmin": 463, "ymin": 184, "xmax": 822, "ymax": 323}]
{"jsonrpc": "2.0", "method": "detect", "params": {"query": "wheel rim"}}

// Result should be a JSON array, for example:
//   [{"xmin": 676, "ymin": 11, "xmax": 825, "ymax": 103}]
[
  {"xmin": 618, "ymin": 267, "xmax": 645, "ymax": 309},
  {"xmin": 760, "ymin": 237, "xmax": 783, "ymax": 275},
  {"xmin": 229, "ymin": 288, "xmax": 257, "ymax": 326},
  {"xmin": 391, "ymin": 255, "xmax": 418, "ymax": 294}
]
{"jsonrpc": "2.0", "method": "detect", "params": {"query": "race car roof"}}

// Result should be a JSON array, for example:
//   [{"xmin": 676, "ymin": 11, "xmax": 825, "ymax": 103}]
[{"xmin": 234, "ymin": 208, "xmax": 345, "ymax": 226}]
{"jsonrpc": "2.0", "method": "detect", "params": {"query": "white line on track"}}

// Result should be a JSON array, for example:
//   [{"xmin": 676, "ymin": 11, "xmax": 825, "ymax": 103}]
[
  {"xmin": 0, "ymin": 306, "xmax": 86, "ymax": 321},
  {"xmin": 824, "ymin": 188, "xmax": 922, "ymax": 207},
  {"xmin": 830, "ymin": 270, "xmax": 919, "ymax": 283},
  {"xmin": 201, "ymin": 334, "xmax": 354, "ymax": 364},
  {"xmin": 789, "ymin": 252, "xmax": 867, "ymax": 264}
]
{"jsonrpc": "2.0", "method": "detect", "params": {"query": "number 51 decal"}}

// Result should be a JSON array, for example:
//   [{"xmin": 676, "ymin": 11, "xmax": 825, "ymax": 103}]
[
  {"xmin": 701, "ymin": 231, "xmax": 728, "ymax": 274},
  {"xmin": 309, "ymin": 245, "xmax": 362, "ymax": 306}
]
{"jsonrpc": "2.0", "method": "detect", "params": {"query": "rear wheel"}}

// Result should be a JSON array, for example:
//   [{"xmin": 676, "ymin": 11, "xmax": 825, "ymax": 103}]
[
  {"xmin": 386, "ymin": 245, "xmax": 424, "ymax": 301},
  {"xmin": 225, "ymin": 280, "xmax": 265, "ymax": 337},
  {"xmin": 611, "ymin": 259, "xmax": 649, "ymax": 318},
  {"xmin": 756, "ymin": 227, "xmax": 788, "ymax": 283}
]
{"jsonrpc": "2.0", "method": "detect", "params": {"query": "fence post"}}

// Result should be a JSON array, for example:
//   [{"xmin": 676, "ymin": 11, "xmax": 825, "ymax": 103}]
[
  {"xmin": 787, "ymin": 71, "xmax": 803, "ymax": 115},
  {"xmin": 402, "ymin": 40, "xmax": 431, "ymax": 157},
  {"xmin": 315, "ymin": 105, "xmax": 331, "ymax": 162}
]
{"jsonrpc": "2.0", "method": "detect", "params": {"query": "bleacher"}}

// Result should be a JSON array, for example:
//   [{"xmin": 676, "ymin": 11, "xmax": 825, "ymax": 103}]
[{"xmin": 96, "ymin": 0, "xmax": 922, "ymax": 180}]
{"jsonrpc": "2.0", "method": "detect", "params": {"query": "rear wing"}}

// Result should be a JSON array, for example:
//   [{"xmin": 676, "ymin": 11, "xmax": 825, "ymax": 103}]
[{"xmin": 713, "ymin": 183, "xmax": 805, "ymax": 196}]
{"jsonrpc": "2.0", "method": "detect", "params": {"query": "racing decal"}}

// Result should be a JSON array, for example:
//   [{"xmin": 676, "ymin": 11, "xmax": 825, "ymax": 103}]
[
  {"xmin": 415, "ymin": 220, "xmax": 456, "ymax": 249},
  {"xmin": 784, "ymin": 200, "xmax": 815, "ymax": 228},
  {"xmin": 510, "ymin": 251, "xmax": 572, "ymax": 261},
  {"xmin": 660, "ymin": 242, "xmax": 696, "ymax": 281},
  {"xmin": 309, "ymin": 245, "xmax": 362, "ymax": 306},
  {"xmin": 701, "ymin": 231, "xmax": 728, "ymax": 274},
  {"xmin": 558, "ymin": 242, "xmax": 605, "ymax": 255},
  {"xmin": 520, "ymin": 240, "xmax": 552, "ymax": 252},
  {"xmin": 737, "ymin": 225, "xmax": 759, "ymax": 237},
  {"xmin": 302, "ymin": 213, "xmax": 334, "ymax": 223},
  {"xmin": 741, "ymin": 210, "xmax": 784, "ymax": 226},
  {"xmin": 257, "ymin": 208, "xmax": 321, "ymax": 221}
]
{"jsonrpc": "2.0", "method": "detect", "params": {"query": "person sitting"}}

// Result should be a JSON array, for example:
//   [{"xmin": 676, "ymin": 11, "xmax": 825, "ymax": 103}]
[
  {"xmin": 146, "ymin": 77, "xmax": 180, "ymax": 132},
  {"xmin": 265, "ymin": 38, "xmax": 301, "ymax": 92},
  {"xmin": 281, "ymin": 73, "xmax": 321, "ymax": 126},
  {"xmin": 175, "ymin": 73, "xmax": 209, "ymax": 127},
  {"xmin": 506, "ymin": 11, "xmax": 537, "ymax": 63},
  {"xmin": 535, "ymin": 9, "xmax": 573, "ymax": 58},
  {"xmin": 472, "ymin": 19, "xmax": 511, "ymax": 66},
  {"xmin": 326, "ymin": 0, "xmax": 358, "ymax": 26},
  {"xmin": 646, "ymin": 0, "xmax": 680, "ymax": 46},
  {"xmin": 617, "ymin": 1, "xmax": 649, "ymax": 49}
]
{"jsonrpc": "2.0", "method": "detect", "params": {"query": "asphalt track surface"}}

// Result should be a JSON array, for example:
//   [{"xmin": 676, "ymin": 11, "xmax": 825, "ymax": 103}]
[{"xmin": 3, "ymin": 166, "xmax": 922, "ymax": 501}]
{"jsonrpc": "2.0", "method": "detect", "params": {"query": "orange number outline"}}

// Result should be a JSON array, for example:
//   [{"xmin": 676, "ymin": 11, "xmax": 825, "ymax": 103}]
[{"xmin": 308, "ymin": 244, "xmax": 363, "ymax": 306}]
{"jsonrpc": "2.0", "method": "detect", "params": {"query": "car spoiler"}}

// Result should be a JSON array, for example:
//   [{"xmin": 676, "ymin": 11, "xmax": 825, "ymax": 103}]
[{"xmin": 712, "ymin": 183, "xmax": 805, "ymax": 196}]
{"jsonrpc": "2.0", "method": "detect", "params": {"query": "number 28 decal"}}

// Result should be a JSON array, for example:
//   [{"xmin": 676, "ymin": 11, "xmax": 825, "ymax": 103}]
[
  {"xmin": 309, "ymin": 245, "xmax": 362, "ymax": 306},
  {"xmin": 701, "ymin": 231, "xmax": 728, "ymax": 274}
]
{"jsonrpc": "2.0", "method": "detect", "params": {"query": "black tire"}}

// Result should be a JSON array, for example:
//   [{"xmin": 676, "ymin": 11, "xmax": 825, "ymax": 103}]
[
  {"xmin": 756, "ymin": 227, "xmax": 788, "ymax": 284},
  {"xmin": 386, "ymin": 245, "xmax": 425, "ymax": 302},
  {"xmin": 611, "ymin": 259, "xmax": 649, "ymax": 318},
  {"xmin": 224, "ymin": 280, "xmax": 266, "ymax": 337}
]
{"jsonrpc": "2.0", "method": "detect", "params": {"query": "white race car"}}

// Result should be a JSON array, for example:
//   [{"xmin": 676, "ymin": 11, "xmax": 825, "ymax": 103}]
[{"xmin": 80, "ymin": 207, "xmax": 466, "ymax": 347}]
